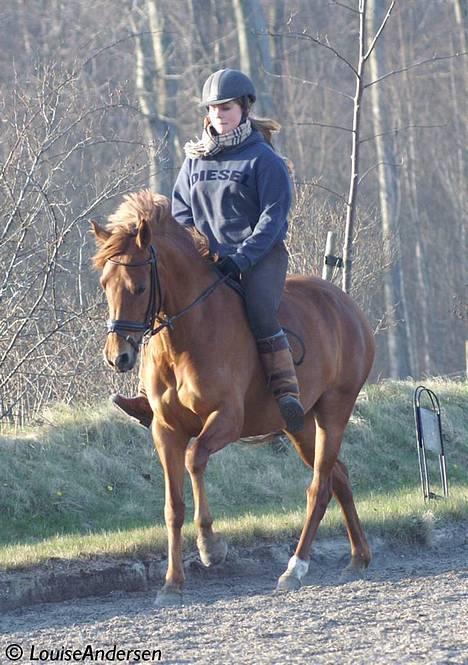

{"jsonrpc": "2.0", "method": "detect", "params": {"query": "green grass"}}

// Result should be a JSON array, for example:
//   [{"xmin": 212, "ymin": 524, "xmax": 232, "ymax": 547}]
[
  {"xmin": 0, "ymin": 379, "xmax": 467, "ymax": 570},
  {"xmin": 1, "ymin": 489, "xmax": 466, "ymax": 571}
]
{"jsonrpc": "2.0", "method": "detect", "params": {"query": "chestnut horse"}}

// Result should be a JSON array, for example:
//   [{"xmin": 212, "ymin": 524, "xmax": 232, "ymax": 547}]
[{"xmin": 92, "ymin": 190, "xmax": 375, "ymax": 606}]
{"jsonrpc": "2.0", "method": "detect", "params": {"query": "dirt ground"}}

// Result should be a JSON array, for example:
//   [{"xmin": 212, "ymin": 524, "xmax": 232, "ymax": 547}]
[{"xmin": 0, "ymin": 526, "xmax": 467, "ymax": 665}]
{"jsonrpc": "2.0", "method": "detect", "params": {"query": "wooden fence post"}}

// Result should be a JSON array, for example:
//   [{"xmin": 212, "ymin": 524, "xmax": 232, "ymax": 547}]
[{"xmin": 322, "ymin": 231, "xmax": 343, "ymax": 282}]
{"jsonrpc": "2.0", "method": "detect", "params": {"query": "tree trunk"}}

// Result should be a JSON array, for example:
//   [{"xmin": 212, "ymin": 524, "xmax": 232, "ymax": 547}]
[
  {"xmin": 367, "ymin": 0, "xmax": 411, "ymax": 378},
  {"xmin": 232, "ymin": 0, "xmax": 276, "ymax": 118},
  {"xmin": 147, "ymin": 0, "xmax": 177, "ymax": 196},
  {"xmin": 397, "ymin": 8, "xmax": 430, "ymax": 376},
  {"xmin": 131, "ymin": 15, "xmax": 161, "ymax": 194},
  {"xmin": 342, "ymin": 0, "xmax": 366, "ymax": 294},
  {"xmin": 449, "ymin": 1, "xmax": 467, "ymax": 376},
  {"xmin": 131, "ymin": 2, "xmax": 177, "ymax": 197}
]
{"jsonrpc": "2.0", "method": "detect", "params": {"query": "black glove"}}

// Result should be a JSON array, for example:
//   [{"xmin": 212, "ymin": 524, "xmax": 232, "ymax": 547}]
[{"xmin": 216, "ymin": 255, "xmax": 241, "ymax": 280}]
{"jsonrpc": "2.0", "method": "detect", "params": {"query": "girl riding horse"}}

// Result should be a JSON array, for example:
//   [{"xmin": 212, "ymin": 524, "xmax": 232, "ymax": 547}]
[{"xmin": 112, "ymin": 69, "xmax": 305, "ymax": 433}]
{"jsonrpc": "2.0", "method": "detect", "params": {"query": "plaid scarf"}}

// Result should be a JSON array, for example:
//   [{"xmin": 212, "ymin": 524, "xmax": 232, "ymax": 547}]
[{"xmin": 184, "ymin": 118, "xmax": 252, "ymax": 159}]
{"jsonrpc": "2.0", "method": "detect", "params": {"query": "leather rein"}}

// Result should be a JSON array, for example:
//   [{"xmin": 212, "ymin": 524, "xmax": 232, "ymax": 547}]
[
  {"xmin": 106, "ymin": 244, "xmax": 306, "ymax": 366},
  {"xmin": 106, "ymin": 244, "xmax": 227, "ymax": 351}
]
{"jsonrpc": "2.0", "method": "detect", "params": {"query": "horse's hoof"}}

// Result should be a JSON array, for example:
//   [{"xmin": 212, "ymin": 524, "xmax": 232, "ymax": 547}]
[
  {"xmin": 154, "ymin": 588, "xmax": 183, "ymax": 607},
  {"xmin": 275, "ymin": 573, "xmax": 302, "ymax": 593},
  {"xmin": 198, "ymin": 536, "xmax": 228, "ymax": 567},
  {"xmin": 340, "ymin": 562, "xmax": 368, "ymax": 583}
]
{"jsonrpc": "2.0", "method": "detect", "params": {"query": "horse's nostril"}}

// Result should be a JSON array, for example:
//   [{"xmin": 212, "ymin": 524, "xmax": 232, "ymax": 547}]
[{"xmin": 115, "ymin": 352, "xmax": 130, "ymax": 370}]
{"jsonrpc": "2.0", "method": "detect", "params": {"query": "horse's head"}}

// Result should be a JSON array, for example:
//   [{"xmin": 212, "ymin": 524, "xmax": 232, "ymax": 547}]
[{"xmin": 92, "ymin": 215, "xmax": 155, "ymax": 372}]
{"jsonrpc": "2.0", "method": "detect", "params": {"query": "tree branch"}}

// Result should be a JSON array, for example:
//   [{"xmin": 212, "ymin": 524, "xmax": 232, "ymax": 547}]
[
  {"xmin": 268, "ymin": 30, "xmax": 358, "ymax": 77},
  {"xmin": 262, "ymin": 67, "xmax": 354, "ymax": 101},
  {"xmin": 358, "ymin": 158, "xmax": 404, "ymax": 185},
  {"xmin": 364, "ymin": 0, "xmax": 396, "ymax": 62},
  {"xmin": 293, "ymin": 121, "xmax": 353, "ymax": 132},
  {"xmin": 297, "ymin": 180, "xmax": 347, "ymax": 204},
  {"xmin": 360, "ymin": 122, "xmax": 447, "ymax": 143},
  {"xmin": 328, "ymin": 0, "xmax": 360, "ymax": 14},
  {"xmin": 365, "ymin": 51, "xmax": 468, "ymax": 88}
]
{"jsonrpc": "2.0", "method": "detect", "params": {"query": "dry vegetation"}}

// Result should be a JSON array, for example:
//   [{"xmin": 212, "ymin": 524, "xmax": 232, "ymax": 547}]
[{"xmin": 0, "ymin": 1, "xmax": 466, "ymax": 425}]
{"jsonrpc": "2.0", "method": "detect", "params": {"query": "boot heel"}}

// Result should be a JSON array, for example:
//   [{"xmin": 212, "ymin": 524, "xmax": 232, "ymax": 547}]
[
  {"xmin": 110, "ymin": 394, "xmax": 153, "ymax": 429},
  {"xmin": 277, "ymin": 395, "xmax": 304, "ymax": 433}
]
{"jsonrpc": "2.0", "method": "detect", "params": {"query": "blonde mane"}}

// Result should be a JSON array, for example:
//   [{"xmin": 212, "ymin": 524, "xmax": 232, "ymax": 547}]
[{"xmin": 93, "ymin": 189, "xmax": 213, "ymax": 268}]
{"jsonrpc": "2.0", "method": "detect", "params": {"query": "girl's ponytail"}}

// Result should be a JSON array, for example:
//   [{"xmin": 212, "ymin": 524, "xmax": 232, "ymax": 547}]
[{"xmin": 250, "ymin": 117, "xmax": 281, "ymax": 146}]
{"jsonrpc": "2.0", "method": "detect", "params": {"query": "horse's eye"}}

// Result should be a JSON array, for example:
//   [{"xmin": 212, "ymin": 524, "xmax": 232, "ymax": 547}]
[{"xmin": 136, "ymin": 285, "xmax": 146, "ymax": 295}]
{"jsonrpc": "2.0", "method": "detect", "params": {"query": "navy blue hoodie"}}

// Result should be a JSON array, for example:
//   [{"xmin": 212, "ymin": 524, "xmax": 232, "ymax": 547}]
[{"xmin": 172, "ymin": 128, "xmax": 292, "ymax": 271}]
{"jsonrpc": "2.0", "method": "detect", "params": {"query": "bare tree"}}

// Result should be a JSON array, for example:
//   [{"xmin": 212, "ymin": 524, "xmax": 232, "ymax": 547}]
[
  {"xmin": 130, "ymin": 1, "xmax": 178, "ymax": 196},
  {"xmin": 366, "ymin": 0, "xmax": 411, "ymax": 377},
  {"xmin": 232, "ymin": 0, "xmax": 276, "ymax": 117},
  {"xmin": 0, "ymin": 62, "xmax": 150, "ymax": 425}
]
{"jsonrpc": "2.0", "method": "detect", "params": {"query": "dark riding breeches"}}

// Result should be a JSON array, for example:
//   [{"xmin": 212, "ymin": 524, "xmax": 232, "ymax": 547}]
[{"xmin": 240, "ymin": 241, "xmax": 288, "ymax": 340}]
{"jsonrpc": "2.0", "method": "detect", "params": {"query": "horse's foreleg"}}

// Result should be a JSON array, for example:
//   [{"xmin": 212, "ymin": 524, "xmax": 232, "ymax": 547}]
[
  {"xmin": 185, "ymin": 408, "xmax": 241, "ymax": 469},
  {"xmin": 186, "ymin": 453, "xmax": 228, "ymax": 567},
  {"xmin": 185, "ymin": 408, "xmax": 242, "ymax": 567},
  {"xmin": 332, "ymin": 459, "xmax": 371, "ymax": 571},
  {"xmin": 152, "ymin": 423, "xmax": 188, "ymax": 606}
]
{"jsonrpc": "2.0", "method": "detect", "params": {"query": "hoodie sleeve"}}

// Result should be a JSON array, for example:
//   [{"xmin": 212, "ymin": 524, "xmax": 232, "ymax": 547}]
[
  {"xmin": 232, "ymin": 151, "xmax": 292, "ymax": 270},
  {"xmin": 172, "ymin": 158, "xmax": 195, "ymax": 227}
]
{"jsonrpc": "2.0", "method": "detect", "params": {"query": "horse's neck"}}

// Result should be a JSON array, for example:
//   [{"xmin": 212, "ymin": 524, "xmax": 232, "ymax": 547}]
[
  {"xmin": 156, "ymin": 234, "xmax": 214, "ymax": 326},
  {"xmin": 151, "ymin": 234, "xmax": 247, "ymax": 372}
]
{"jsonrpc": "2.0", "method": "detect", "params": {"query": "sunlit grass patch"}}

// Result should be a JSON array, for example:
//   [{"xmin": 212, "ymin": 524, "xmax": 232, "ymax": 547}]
[{"xmin": 1, "ymin": 487, "xmax": 466, "ymax": 571}]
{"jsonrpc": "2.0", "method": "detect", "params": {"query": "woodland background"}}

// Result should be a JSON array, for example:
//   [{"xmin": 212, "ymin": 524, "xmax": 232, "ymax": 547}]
[{"xmin": 0, "ymin": 0, "xmax": 466, "ymax": 425}]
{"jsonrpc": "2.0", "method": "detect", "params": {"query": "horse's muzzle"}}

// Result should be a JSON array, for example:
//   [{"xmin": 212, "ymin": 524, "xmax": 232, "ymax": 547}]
[{"xmin": 104, "ymin": 336, "xmax": 138, "ymax": 372}]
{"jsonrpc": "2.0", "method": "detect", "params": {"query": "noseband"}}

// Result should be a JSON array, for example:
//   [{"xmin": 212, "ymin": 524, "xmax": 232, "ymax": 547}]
[
  {"xmin": 106, "ymin": 245, "xmax": 162, "ymax": 351},
  {"xmin": 105, "ymin": 244, "xmax": 228, "ymax": 351}
]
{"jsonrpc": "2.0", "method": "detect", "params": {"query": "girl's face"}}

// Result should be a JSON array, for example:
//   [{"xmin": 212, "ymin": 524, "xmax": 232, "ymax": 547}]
[{"xmin": 207, "ymin": 101, "xmax": 243, "ymax": 135}]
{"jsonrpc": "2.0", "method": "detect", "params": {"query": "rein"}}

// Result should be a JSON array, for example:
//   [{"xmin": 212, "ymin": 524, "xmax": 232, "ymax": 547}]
[
  {"xmin": 106, "ymin": 244, "xmax": 306, "ymax": 365},
  {"xmin": 106, "ymin": 244, "xmax": 227, "ymax": 349}
]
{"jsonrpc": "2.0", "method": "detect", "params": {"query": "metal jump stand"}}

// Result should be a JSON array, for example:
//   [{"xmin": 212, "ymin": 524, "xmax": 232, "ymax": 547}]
[{"xmin": 413, "ymin": 386, "xmax": 449, "ymax": 500}]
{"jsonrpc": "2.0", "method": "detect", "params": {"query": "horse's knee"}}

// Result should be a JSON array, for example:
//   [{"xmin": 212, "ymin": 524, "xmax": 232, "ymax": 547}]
[
  {"xmin": 165, "ymin": 500, "xmax": 185, "ymax": 529},
  {"xmin": 185, "ymin": 441, "xmax": 209, "ymax": 475}
]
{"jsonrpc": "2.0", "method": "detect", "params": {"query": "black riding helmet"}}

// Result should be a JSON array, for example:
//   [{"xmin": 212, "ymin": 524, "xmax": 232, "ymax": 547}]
[{"xmin": 201, "ymin": 69, "xmax": 256, "ymax": 106}]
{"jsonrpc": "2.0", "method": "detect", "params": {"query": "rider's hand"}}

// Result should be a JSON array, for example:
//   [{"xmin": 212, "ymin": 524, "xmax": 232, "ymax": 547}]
[{"xmin": 216, "ymin": 255, "xmax": 241, "ymax": 280}]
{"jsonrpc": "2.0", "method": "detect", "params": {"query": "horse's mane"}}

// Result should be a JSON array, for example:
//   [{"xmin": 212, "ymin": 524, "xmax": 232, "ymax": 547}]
[{"xmin": 93, "ymin": 190, "xmax": 213, "ymax": 268}]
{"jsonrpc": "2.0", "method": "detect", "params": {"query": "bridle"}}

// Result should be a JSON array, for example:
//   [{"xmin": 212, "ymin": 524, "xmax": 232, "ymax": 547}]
[
  {"xmin": 105, "ymin": 244, "xmax": 306, "ymax": 365},
  {"xmin": 105, "ymin": 244, "xmax": 227, "ymax": 351},
  {"xmin": 106, "ymin": 245, "xmax": 160, "ymax": 352}
]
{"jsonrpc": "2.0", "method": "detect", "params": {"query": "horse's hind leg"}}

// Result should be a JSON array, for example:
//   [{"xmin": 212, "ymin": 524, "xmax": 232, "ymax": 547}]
[
  {"xmin": 277, "ymin": 415, "xmax": 338, "ymax": 591},
  {"xmin": 332, "ymin": 459, "xmax": 371, "ymax": 572},
  {"xmin": 278, "ymin": 390, "xmax": 363, "ymax": 591}
]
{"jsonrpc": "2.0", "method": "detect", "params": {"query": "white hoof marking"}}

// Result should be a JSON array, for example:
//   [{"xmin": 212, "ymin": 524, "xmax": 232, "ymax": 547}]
[{"xmin": 285, "ymin": 554, "xmax": 309, "ymax": 581}]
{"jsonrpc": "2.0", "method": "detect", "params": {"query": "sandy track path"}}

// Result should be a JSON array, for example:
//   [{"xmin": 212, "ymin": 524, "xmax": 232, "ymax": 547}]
[{"xmin": 1, "ymin": 531, "xmax": 467, "ymax": 664}]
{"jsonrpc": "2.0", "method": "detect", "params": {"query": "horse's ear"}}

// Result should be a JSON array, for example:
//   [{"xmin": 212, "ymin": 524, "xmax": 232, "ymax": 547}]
[
  {"xmin": 90, "ymin": 221, "xmax": 111, "ymax": 245},
  {"xmin": 136, "ymin": 218, "xmax": 151, "ymax": 249}
]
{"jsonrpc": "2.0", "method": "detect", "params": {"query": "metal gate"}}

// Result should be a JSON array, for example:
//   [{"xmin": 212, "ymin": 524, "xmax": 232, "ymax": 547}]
[{"xmin": 413, "ymin": 386, "xmax": 449, "ymax": 500}]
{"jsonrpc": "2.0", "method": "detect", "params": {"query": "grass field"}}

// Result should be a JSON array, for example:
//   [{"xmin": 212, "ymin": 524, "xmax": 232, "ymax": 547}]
[{"xmin": 1, "ymin": 379, "xmax": 466, "ymax": 570}]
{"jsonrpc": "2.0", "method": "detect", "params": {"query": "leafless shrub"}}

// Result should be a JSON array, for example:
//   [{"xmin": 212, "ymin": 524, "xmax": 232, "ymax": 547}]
[
  {"xmin": 288, "ymin": 183, "xmax": 391, "ymax": 316},
  {"xmin": 0, "ymin": 62, "xmax": 159, "ymax": 427}
]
